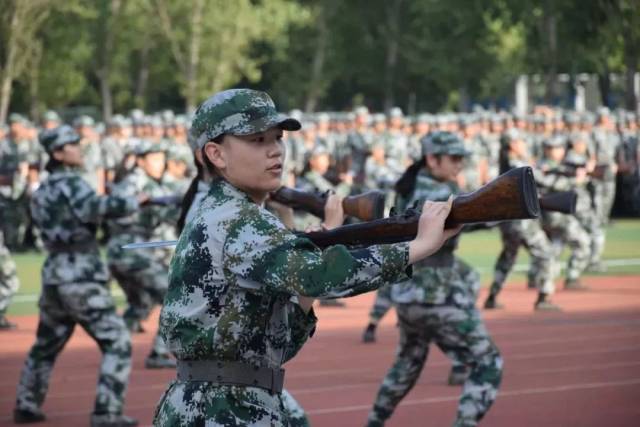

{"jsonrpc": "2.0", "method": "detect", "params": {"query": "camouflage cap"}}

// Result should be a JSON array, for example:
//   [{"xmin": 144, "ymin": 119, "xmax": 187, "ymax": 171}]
[
  {"xmin": 73, "ymin": 115, "xmax": 95, "ymax": 127},
  {"xmin": 388, "ymin": 107, "xmax": 403, "ymax": 118},
  {"xmin": 421, "ymin": 131, "xmax": 470, "ymax": 157},
  {"xmin": 167, "ymin": 144, "xmax": 192, "ymax": 163},
  {"xmin": 42, "ymin": 110, "xmax": 61, "ymax": 123},
  {"xmin": 134, "ymin": 138, "xmax": 166, "ymax": 156},
  {"xmin": 8, "ymin": 113, "xmax": 26, "ymax": 124},
  {"xmin": 39, "ymin": 125, "xmax": 80, "ymax": 153},
  {"xmin": 190, "ymin": 89, "xmax": 301, "ymax": 149},
  {"xmin": 543, "ymin": 135, "xmax": 567, "ymax": 148}
]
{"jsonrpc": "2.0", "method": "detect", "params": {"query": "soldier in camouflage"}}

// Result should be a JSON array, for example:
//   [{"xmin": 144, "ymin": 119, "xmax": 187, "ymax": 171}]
[
  {"xmin": 538, "ymin": 136, "xmax": 591, "ymax": 290},
  {"xmin": 153, "ymin": 89, "xmax": 456, "ymax": 426},
  {"xmin": 484, "ymin": 129, "xmax": 559, "ymax": 311},
  {"xmin": 106, "ymin": 139, "xmax": 176, "ymax": 369},
  {"xmin": 367, "ymin": 131, "xmax": 503, "ymax": 427},
  {"xmin": 2, "ymin": 114, "xmax": 32, "ymax": 250},
  {"xmin": 0, "ymin": 122, "xmax": 28, "ymax": 329},
  {"xmin": 14, "ymin": 125, "xmax": 140, "ymax": 427}
]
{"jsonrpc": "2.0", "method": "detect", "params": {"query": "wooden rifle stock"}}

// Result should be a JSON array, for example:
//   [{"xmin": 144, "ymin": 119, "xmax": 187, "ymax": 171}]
[
  {"xmin": 539, "ymin": 191, "xmax": 577, "ymax": 214},
  {"xmin": 270, "ymin": 187, "xmax": 386, "ymax": 222},
  {"xmin": 302, "ymin": 167, "xmax": 540, "ymax": 248}
]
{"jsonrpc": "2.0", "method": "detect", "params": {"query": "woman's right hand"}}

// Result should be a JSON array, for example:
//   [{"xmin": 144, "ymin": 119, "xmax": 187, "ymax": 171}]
[{"xmin": 408, "ymin": 196, "xmax": 461, "ymax": 264}]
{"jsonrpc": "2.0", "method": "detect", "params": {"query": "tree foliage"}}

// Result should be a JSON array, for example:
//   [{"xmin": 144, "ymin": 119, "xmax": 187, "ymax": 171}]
[{"xmin": 2, "ymin": 0, "xmax": 639, "ymax": 118}]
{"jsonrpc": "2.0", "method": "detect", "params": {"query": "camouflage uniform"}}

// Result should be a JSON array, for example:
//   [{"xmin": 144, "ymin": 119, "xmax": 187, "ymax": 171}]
[
  {"xmin": 590, "ymin": 124, "xmax": 620, "ymax": 266},
  {"xmin": 1, "ymin": 118, "xmax": 30, "ymax": 250},
  {"xmin": 0, "ymin": 232, "xmax": 20, "ymax": 324},
  {"xmin": 106, "ymin": 159, "xmax": 172, "ymax": 360},
  {"xmin": 488, "ymin": 156, "xmax": 555, "ymax": 306},
  {"xmin": 368, "ymin": 133, "xmax": 502, "ymax": 427},
  {"xmin": 537, "ymin": 158, "xmax": 591, "ymax": 285},
  {"xmin": 154, "ymin": 89, "xmax": 411, "ymax": 426},
  {"xmin": 0, "ymin": 132, "xmax": 27, "ymax": 320},
  {"xmin": 15, "ymin": 125, "xmax": 139, "ymax": 423}
]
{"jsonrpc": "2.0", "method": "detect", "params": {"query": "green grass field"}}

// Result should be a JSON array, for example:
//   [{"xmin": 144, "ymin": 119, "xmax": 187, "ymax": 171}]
[{"xmin": 6, "ymin": 219, "xmax": 640, "ymax": 316}]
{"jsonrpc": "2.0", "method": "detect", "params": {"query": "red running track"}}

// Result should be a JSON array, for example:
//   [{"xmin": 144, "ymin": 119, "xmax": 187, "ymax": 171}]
[{"xmin": 1, "ymin": 275, "xmax": 639, "ymax": 426}]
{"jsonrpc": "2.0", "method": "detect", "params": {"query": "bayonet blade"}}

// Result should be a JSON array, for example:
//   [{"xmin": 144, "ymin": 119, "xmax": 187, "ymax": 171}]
[{"xmin": 122, "ymin": 240, "xmax": 179, "ymax": 249}]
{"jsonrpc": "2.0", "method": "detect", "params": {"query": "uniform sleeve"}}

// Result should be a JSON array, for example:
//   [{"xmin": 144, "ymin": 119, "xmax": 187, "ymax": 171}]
[
  {"xmin": 223, "ymin": 205, "xmax": 410, "ymax": 299},
  {"xmin": 61, "ymin": 175, "xmax": 139, "ymax": 224}
]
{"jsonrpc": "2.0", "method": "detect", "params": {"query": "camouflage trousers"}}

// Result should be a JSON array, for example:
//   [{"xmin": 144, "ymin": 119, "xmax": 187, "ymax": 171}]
[
  {"xmin": 543, "ymin": 213, "xmax": 591, "ymax": 281},
  {"xmin": 489, "ymin": 220, "xmax": 554, "ymax": 297},
  {"xmin": 589, "ymin": 180, "xmax": 615, "ymax": 264},
  {"xmin": 154, "ymin": 383, "xmax": 309, "ymax": 426},
  {"xmin": 108, "ymin": 252, "xmax": 169, "ymax": 356},
  {"xmin": 368, "ymin": 285, "xmax": 393, "ymax": 325},
  {"xmin": 367, "ymin": 305, "xmax": 503, "ymax": 427},
  {"xmin": 0, "ymin": 197, "xmax": 29, "ymax": 250},
  {"xmin": 0, "ymin": 239, "xmax": 20, "ymax": 315},
  {"xmin": 15, "ymin": 282, "xmax": 132, "ymax": 415}
]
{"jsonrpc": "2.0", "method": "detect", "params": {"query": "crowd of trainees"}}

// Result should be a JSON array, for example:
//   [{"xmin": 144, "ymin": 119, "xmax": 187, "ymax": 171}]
[{"xmin": 0, "ymin": 93, "xmax": 638, "ymax": 427}]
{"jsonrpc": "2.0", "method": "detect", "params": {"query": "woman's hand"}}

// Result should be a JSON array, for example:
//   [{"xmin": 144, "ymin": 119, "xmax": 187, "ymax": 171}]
[
  {"xmin": 408, "ymin": 196, "xmax": 461, "ymax": 264},
  {"xmin": 321, "ymin": 193, "xmax": 345, "ymax": 230}
]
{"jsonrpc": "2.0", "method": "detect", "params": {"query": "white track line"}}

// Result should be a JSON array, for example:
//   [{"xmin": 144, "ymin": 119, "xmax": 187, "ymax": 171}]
[
  {"xmin": 9, "ymin": 258, "xmax": 640, "ymax": 304},
  {"xmin": 2, "ymin": 378, "xmax": 639, "ymax": 422},
  {"xmin": 307, "ymin": 378, "xmax": 640, "ymax": 415}
]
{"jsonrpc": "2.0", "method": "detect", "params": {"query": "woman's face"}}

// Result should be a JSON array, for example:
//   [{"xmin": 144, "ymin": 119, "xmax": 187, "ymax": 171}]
[
  {"xmin": 205, "ymin": 126, "xmax": 285, "ymax": 203},
  {"xmin": 53, "ymin": 142, "xmax": 83, "ymax": 167},
  {"xmin": 427, "ymin": 154, "xmax": 464, "ymax": 183}
]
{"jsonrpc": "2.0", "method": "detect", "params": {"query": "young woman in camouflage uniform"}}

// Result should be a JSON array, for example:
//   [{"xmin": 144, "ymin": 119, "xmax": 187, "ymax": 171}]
[
  {"xmin": 106, "ymin": 140, "xmax": 176, "ymax": 369},
  {"xmin": 366, "ymin": 132, "xmax": 503, "ymax": 427},
  {"xmin": 153, "ymin": 89, "xmax": 457, "ymax": 426},
  {"xmin": 14, "ymin": 125, "xmax": 143, "ymax": 427}
]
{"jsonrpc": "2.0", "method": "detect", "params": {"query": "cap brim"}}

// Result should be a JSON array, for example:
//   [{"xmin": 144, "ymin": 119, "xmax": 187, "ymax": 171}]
[{"xmin": 233, "ymin": 113, "xmax": 301, "ymax": 136}]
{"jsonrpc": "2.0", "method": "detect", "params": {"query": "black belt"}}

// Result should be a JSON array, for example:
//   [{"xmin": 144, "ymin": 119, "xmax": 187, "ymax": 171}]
[
  {"xmin": 45, "ymin": 241, "xmax": 99, "ymax": 254},
  {"xmin": 176, "ymin": 360, "xmax": 285, "ymax": 394}
]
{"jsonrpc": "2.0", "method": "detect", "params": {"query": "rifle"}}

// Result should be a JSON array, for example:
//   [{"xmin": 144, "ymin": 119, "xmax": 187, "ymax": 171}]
[
  {"xmin": 270, "ymin": 186, "xmax": 386, "ymax": 222},
  {"xmin": 546, "ymin": 163, "xmax": 608, "ymax": 179},
  {"xmin": 302, "ymin": 166, "xmax": 539, "ymax": 248},
  {"xmin": 538, "ymin": 191, "xmax": 577, "ymax": 214}
]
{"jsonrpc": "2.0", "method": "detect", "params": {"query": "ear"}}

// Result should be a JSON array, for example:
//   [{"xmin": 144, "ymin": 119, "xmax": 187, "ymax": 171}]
[
  {"xmin": 204, "ymin": 142, "xmax": 226, "ymax": 170},
  {"xmin": 52, "ymin": 149, "xmax": 65, "ymax": 162}
]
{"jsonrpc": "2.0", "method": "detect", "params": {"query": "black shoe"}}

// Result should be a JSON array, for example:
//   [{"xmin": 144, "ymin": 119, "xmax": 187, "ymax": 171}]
[
  {"xmin": 564, "ymin": 279, "xmax": 589, "ymax": 291},
  {"xmin": 14, "ymin": 409, "xmax": 46, "ymax": 424},
  {"xmin": 90, "ymin": 413, "xmax": 138, "ymax": 427},
  {"xmin": 0, "ymin": 315, "xmax": 17, "ymax": 330},
  {"xmin": 319, "ymin": 299, "xmax": 345, "ymax": 307},
  {"xmin": 483, "ymin": 295, "xmax": 504, "ymax": 310},
  {"xmin": 535, "ymin": 293, "xmax": 562, "ymax": 311},
  {"xmin": 145, "ymin": 353, "xmax": 176, "ymax": 369},
  {"xmin": 362, "ymin": 323, "xmax": 377, "ymax": 343}
]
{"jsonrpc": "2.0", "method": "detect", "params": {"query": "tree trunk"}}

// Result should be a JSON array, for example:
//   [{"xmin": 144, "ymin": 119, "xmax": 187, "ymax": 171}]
[
  {"xmin": 96, "ymin": 0, "xmax": 122, "ymax": 122},
  {"xmin": 28, "ymin": 44, "xmax": 43, "ymax": 120},
  {"xmin": 304, "ymin": 6, "xmax": 328, "ymax": 113},
  {"xmin": 185, "ymin": 0, "xmax": 204, "ymax": 113},
  {"xmin": 598, "ymin": 68, "xmax": 611, "ymax": 108},
  {"xmin": 543, "ymin": 0, "xmax": 558, "ymax": 104},
  {"xmin": 0, "ymin": 5, "xmax": 21, "ymax": 123},
  {"xmin": 383, "ymin": 0, "xmax": 403, "ymax": 112},
  {"xmin": 134, "ymin": 36, "xmax": 151, "ymax": 109}
]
